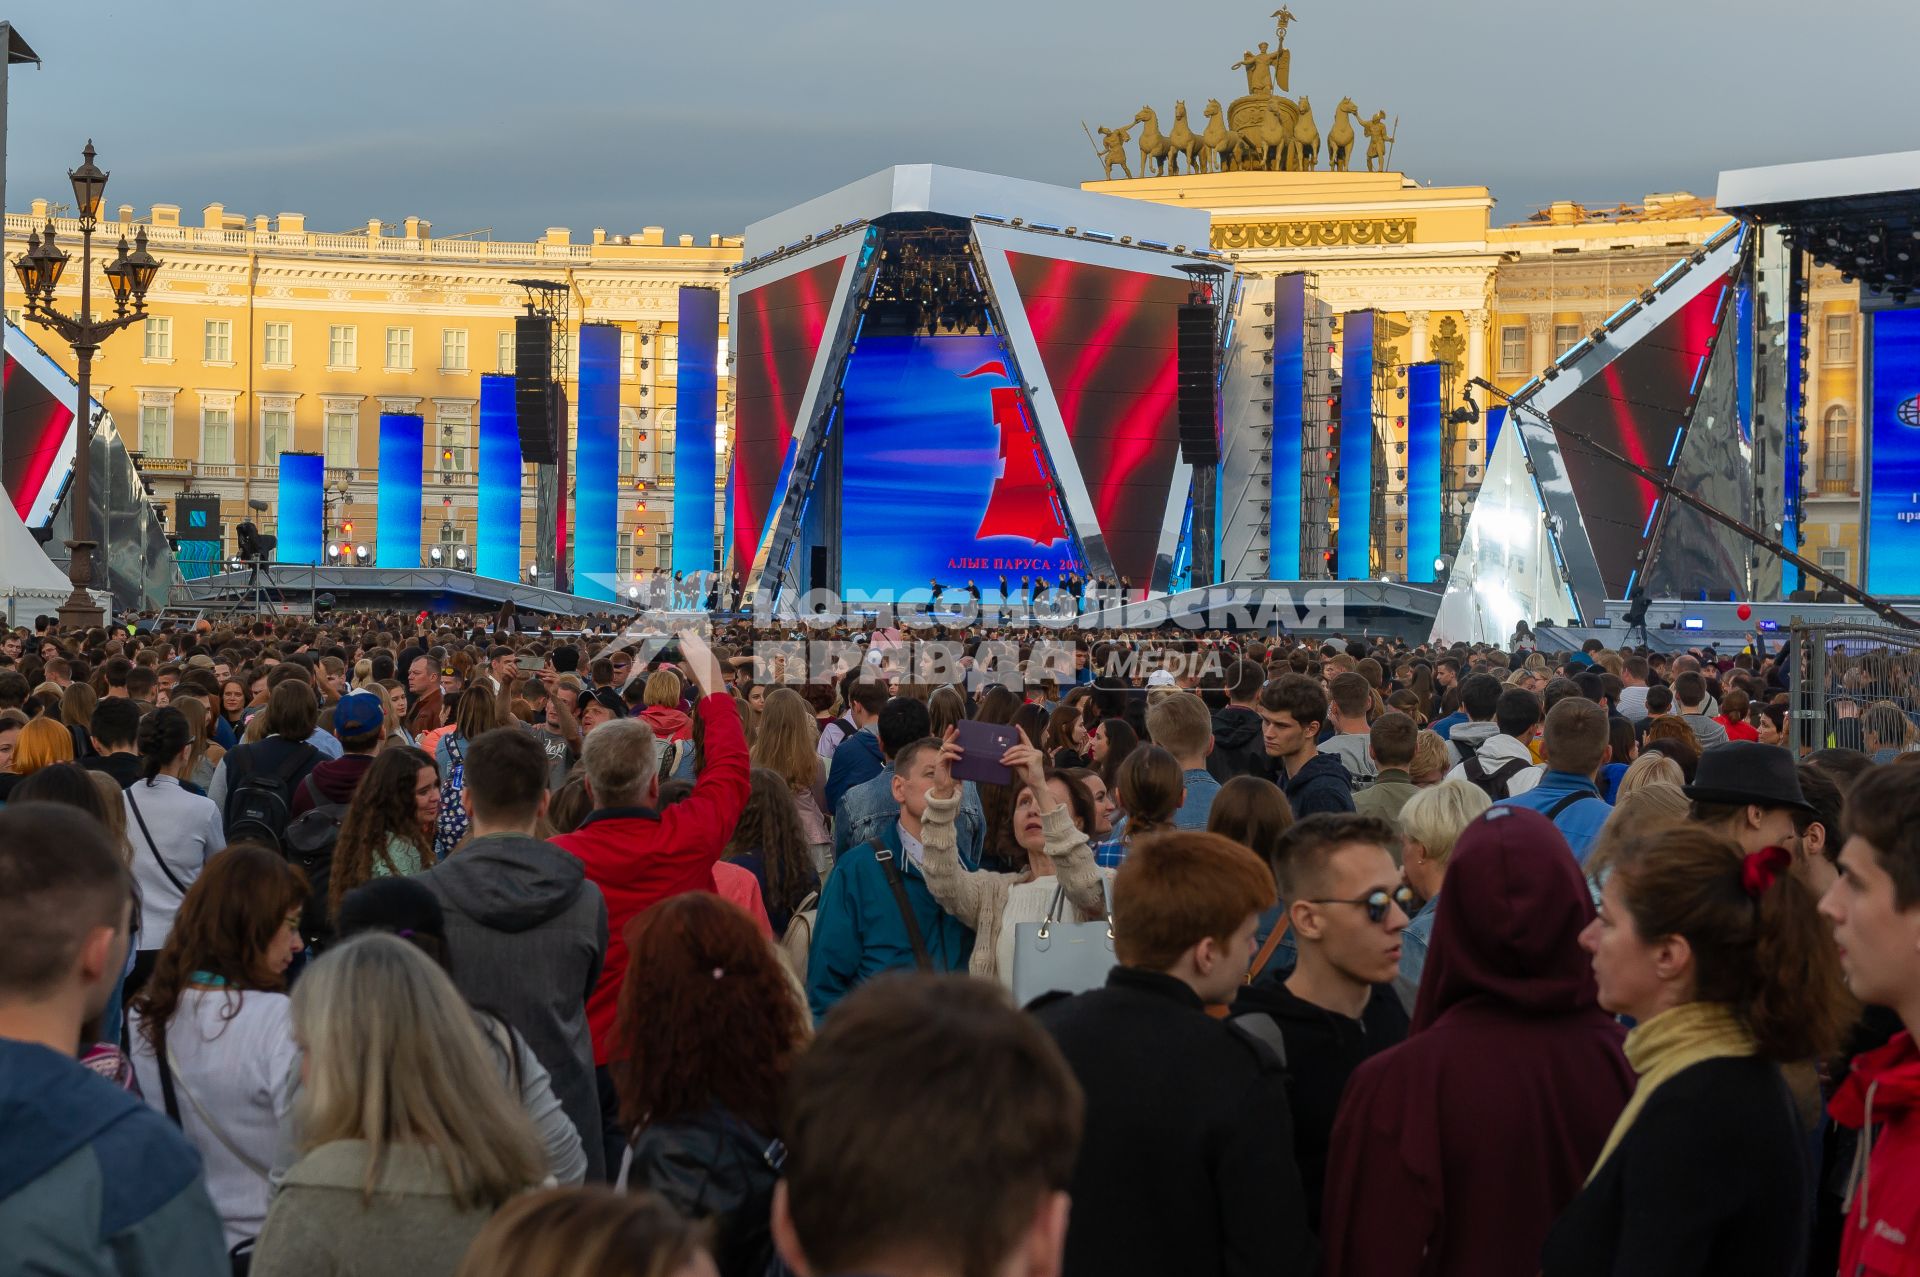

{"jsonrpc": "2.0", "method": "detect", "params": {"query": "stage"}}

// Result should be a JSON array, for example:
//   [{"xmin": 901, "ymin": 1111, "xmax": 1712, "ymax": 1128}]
[{"xmin": 177, "ymin": 564, "xmax": 639, "ymax": 620}]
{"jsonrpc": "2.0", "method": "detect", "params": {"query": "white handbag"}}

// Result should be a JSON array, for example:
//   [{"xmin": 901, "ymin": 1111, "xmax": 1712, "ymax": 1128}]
[{"xmin": 1010, "ymin": 877, "xmax": 1116, "ymax": 1008}]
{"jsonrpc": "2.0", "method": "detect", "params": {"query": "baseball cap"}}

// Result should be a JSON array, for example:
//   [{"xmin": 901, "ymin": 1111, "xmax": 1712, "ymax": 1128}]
[
  {"xmin": 1146, "ymin": 669, "xmax": 1178, "ymax": 687},
  {"xmin": 586, "ymin": 688, "xmax": 627, "ymax": 719},
  {"xmin": 186, "ymin": 654, "xmax": 216, "ymax": 670},
  {"xmin": 333, "ymin": 690, "xmax": 385, "ymax": 738}
]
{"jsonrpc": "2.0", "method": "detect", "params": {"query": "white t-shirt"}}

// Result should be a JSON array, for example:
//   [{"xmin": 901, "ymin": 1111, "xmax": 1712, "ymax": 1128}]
[{"xmin": 130, "ymin": 987, "xmax": 300, "ymax": 1248}]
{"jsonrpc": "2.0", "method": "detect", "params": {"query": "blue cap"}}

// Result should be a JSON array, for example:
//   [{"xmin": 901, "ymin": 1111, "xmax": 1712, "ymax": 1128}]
[{"xmin": 333, "ymin": 691, "xmax": 385, "ymax": 738}]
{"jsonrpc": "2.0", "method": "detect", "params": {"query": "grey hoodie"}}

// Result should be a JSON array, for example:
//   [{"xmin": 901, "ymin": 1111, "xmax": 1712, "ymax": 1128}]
[
  {"xmin": 1444, "ymin": 724, "xmax": 1542, "ymax": 795},
  {"xmin": 416, "ymin": 832, "xmax": 609, "ymax": 1179}
]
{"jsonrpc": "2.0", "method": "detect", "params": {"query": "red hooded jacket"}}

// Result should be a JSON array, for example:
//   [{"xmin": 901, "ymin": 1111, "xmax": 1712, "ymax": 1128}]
[
  {"xmin": 554, "ymin": 693, "xmax": 749, "ymax": 1064},
  {"xmin": 1319, "ymin": 806, "xmax": 1634, "ymax": 1277},
  {"xmin": 1831, "ymin": 1028, "xmax": 1920, "ymax": 1276},
  {"xmin": 639, "ymin": 704, "xmax": 692, "ymax": 743}
]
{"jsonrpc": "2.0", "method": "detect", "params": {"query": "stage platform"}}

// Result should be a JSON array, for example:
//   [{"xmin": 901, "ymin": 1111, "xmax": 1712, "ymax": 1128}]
[
  {"xmin": 175, "ymin": 565, "xmax": 639, "ymax": 620},
  {"xmin": 1526, "ymin": 597, "xmax": 1903, "ymax": 653}
]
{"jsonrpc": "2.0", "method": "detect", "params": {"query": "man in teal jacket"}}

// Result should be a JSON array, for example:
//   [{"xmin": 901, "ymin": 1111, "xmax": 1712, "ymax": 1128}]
[
  {"xmin": 807, "ymin": 736, "xmax": 974, "ymax": 1020},
  {"xmin": 0, "ymin": 804, "xmax": 226, "ymax": 1276}
]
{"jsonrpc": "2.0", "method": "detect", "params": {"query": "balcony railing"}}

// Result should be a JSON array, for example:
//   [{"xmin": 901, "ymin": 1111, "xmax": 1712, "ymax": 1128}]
[
  {"xmin": 132, "ymin": 458, "xmax": 482, "ymax": 486},
  {"xmin": 1815, "ymin": 473, "xmax": 1856, "ymax": 495}
]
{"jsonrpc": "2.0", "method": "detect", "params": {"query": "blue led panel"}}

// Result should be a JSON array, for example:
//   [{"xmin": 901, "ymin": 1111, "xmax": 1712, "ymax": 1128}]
[
  {"xmin": 276, "ymin": 452, "xmax": 324, "ymax": 566},
  {"xmin": 1867, "ymin": 308, "xmax": 1920, "ymax": 595},
  {"xmin": 1338, "ymin": 310, "xmax": 1375, "ymax": 578},
  {"xmin": 574, "ymin": 323, "xmax": 620, "ymax": 601},
  {"xmin": 1271, "ymin": 274, "xmax": 1305, "ymax": 578},
  {"xmin": 376, "ymin": 414, "xmax": 423, "ymax": 567},
  {"xmin": 1407, "ymin": 361, "xmax": 1442, "ymax": 582},
  {"xmin": 477, "ymin": 374, "xmax": 522, "ymax": 581},
  {"xmin": 673, "ymin": 287, "xmax": 719, "ymax": 576}
]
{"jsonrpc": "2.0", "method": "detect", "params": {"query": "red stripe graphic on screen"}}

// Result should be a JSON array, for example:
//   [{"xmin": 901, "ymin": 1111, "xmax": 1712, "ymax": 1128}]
[
  {"xmin": 960, "ymin": 360, "xmax": 1068, "ymax": 546},
  {"xmin": 1548, "ymin": 276, "xmax": 1729, "ymax": 595},
  {"xmin": 1, "ymin": 352, "xmax": 76, "ymax": 522},
  {"xmin": 1003, "ymin": 252, "xmax": 1188, "ymax": 585},
  {"xmin": 729, "ymin": 256, "xmax": 845, "ymax": 573}
]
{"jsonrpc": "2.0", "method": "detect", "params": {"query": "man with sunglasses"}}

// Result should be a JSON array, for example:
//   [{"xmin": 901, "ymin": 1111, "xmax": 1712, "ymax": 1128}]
[{"xmin": 1232, "ymin": 812, "xmax": 1411, "ymax": 1231}]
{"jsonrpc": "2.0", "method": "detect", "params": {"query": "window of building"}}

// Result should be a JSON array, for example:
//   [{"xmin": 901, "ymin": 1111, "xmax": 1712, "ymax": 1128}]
[
  {"xmin": 139, "ymin": 403, "xmax": 171, "ymax": 457},
  {"xmin": 1553, "ymin": 323, "xmax": 1580, "ymax": 358},
  {"xmin": 144, "ymin": 316, "xmax": 172, "ymax": 360},
  {"xmin": 328, "ymin": 325, "xmax": 357, "ymax": 369},
  {"xmin": 660, "ymin": 334, "xmax": 678, "ymax": 365},
  {"xmin": 442, "ymin": 328, "xmax": 468, "ymax": 372},
  {"xmin": 1499, "ymin": 325, "xmax": 1526, "ymax": 375},
  {"xmin": 618, "ymin": 542, "xmax": 633, "ymax": 575},
  {"xmin": 262, "ymin": 322, "xmax": 292, "ymax": 366},
  {"xmin": 385, "ymin": 327, "xmax": 413, "ymax": 371},
  {"xmin": 203, "ymin": 319, "xmax": 232, "ymax": 363},
  {"xmin": 497, "ymin": 330, "xmax": 515, "ymax": 374},
  {"xmin": 324, "ymin": 408, "xmax": 357, "ymax": 467},
  {"xmin": 436, "ymin": 409, "xmax": 471, "ymax": 474},
  {"xmin": 201, "ymin": 406, "xmax": 232, "ymax": 463},
  {"xmin": 4, "ymin": 306, "xmax": 20, "ymax": 328},
  {"xmin": 261, "ymin": 408, "xmax": 293, "ymax": 462},
  {"xmin": 1826, "ymin": 313, "xmax": 1854, "ymax": 364},
  {"xmin": 1819, "ymin": 548, "xmax": 1850, "ymax": 576},
  {"xmin": 1823, "ymin": 405, "xmax": 1853, "ymax": 488},
  {"xmin": 621, "ymin": 330, "xmax": 637, "ymax": 379}
]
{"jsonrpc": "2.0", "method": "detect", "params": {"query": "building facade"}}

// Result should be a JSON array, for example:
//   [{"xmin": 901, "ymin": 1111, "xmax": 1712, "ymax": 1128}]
[{"xmin": 6, "ymin": 198, "xmax": 739, "ymax": 582}]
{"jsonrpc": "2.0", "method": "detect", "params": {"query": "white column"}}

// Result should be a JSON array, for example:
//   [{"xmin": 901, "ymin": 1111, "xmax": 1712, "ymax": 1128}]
[
  {"xmin": 1466, "ymin": 309, "xmax": 1489, "ymax": 390},
  {"xmin": 1528, "ymin": 313, "xmax": 1552, "ymax": 374},
  {"xmin": 1407, "ymin": 309, "xmax": 1430, "ymax": 364}
]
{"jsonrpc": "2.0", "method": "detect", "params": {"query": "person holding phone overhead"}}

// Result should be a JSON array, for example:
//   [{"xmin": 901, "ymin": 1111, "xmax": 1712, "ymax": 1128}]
[{"xmin": 919, "ymin": 726, "xmax": 1111, "ymax": 988}]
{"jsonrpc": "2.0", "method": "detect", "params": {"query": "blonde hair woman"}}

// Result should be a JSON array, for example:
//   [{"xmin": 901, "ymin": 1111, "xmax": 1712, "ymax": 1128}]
[
  {"xmin": 1614, "ymin": 751, "xmax": 1685, "ymax": 802},
  {"xmin": 250, "ymin": 935, "xmax": 547, "ymax": 1277},
  {"xmin": 752, "ymin": 687, "xmax": 831, "ymax": 874},
  {"xmin": 1409, "ymin": 729, "xmax": 1451, "ymax": 787},
  {"xmin": 171, "ymin": 694, "xmax": 227, "ymax": 791},
  {"xmin": 453, "ymin": 1187, "xmax": 714, "ymax": 1277},
  {"xmin": 1396, "ymin": 778, "xmax": 1493, "ymax": 1007}
]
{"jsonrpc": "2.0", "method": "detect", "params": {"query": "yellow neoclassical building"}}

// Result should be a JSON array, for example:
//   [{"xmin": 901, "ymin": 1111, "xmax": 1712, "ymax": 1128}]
[
  {"xmin": 4, "ymin": 197, "xmax": 739, "ymax": 580},
  {"xmin": 10, "ymin": 172, "xmax": 1864, "ymax": 589}
]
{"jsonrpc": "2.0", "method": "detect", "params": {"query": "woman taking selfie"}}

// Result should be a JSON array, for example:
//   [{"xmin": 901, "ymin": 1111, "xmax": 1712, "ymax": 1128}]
[
  {"xmin": 919, "ymin": 727, "xmax": 1108, "ymax": 987},
  {"xmin": 1540, "ymin": 824, "xmax": 1848, "ymax": 1276}
]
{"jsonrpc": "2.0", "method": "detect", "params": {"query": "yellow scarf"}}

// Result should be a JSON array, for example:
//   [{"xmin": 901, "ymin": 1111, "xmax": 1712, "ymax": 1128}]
[{"xmin": 1586, "ymin": 1001, "xmax": 1756, "ymax": 1182}]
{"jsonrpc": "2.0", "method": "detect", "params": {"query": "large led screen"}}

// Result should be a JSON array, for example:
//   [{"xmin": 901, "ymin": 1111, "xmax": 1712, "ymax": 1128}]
[
  {"xmin": 575, "ymin": 323, "xmax": 621, "ymax": 602},
  {"xmin": 277, "ymin": 452, "xmax": 324, "ymax": 567},
  {"xmin": 1271, "ymin": 274, "xmax": 1305, "ymax": 578},
  {"xmin": 840, "ymin": 334, "xmax": 1078, "ymax": 595},
  {"xmin": 1545, "ymin": 279, "xmax": 1728, "ymax": 596},
  {"xmin": 2, "ymin": 326, "xmax": 79, "ymax": 527},
  {"xmin": 1002, "ymin": 252, "xmax": 1188, "ymax": 588},
  {"xmin": 673, "ymin": 287, "xmax": 720, "ymax": 575},
  {"xmin": 729, "ymin": 256, "xmax": 846, "ymax": 578},
  {"xmin": 376, "ymin": 413, "xmax": 423, "ymax": 568},
  {"xmin": 477, "ymin": 374, "xmax": 522, "ymax": 581},
  {"xmin": 1868, "ymin": 307, "xmax": 1920, "ymax": 595}
]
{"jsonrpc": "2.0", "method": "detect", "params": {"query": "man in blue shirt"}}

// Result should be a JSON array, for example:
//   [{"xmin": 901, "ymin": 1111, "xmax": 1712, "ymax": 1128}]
[
  {"xmin": 1496, "ymin": 696, "xmax": 1612, "ymax": 862},
  {"xmin": 1148, "ymin": 691, "xmax": 1221, "ymax": 829}
]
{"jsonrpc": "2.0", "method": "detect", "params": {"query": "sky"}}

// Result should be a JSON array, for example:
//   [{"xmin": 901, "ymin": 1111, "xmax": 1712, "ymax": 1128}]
[{"xmin": 5, "ymin": 0, "xmax": 1916, "ymax": 242}]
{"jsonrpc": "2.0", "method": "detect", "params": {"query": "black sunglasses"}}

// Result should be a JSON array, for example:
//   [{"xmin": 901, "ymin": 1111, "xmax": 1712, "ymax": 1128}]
[{"xmin": 1306, "ymin": 885, "xmax": 1416, "ymax": 924}]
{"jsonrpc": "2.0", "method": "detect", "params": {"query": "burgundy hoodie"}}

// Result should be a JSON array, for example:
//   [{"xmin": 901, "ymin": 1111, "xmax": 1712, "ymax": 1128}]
[{"xmin": 1318, "ymin": 806, "xmax": 1634, "ymax": 1277}]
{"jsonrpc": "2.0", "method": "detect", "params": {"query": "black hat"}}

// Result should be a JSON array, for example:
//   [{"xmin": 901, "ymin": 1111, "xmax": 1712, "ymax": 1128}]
[
  {"xmin": 586, "ymin": 687, "xmax": 627, "ymax": 719},
  {"xmin": 1682, "ymin": 741, "xmax": 1815, "ymax": 813},
  {"xmin": 334, "ymin": 877, "xmax": 446, "ymax": 944}
]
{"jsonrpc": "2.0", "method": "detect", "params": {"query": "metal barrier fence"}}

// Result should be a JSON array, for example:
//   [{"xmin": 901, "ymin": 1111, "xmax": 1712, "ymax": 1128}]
[{"xmin": 1788, "ymin": 621, "xmax": 1920, "ymax": 756}]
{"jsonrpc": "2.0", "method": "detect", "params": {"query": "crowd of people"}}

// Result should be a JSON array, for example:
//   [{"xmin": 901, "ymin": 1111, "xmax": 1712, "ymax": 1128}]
[{"xmin": 2, "ymin": 608, "xmax": 1918, "ymax": 1277}]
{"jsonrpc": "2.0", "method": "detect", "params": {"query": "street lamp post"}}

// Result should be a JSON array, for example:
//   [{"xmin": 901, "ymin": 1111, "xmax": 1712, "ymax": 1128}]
[{"xmin": 11, "ymin": 141, "xmax": 161, "ymax": 631}]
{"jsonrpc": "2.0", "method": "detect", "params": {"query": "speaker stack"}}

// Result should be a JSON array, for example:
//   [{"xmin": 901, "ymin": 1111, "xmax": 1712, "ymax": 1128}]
[
  {"xmin": 515, "ymin": 313, "xmax": 558, "ymax": 463},
  {"xmin": 1176, "ymin": 302, "xmax": 1219, "ymax": 465}
]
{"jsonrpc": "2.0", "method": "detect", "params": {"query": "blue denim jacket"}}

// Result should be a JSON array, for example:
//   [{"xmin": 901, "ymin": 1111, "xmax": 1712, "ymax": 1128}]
[{"xmin": 833, "ymin": 767, "xmax": 985, "ymax": 869}]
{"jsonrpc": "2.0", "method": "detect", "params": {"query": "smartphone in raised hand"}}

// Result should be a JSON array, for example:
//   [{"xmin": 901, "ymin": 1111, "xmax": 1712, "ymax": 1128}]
[{"xmin": 951, "ymin": 720, "xmax": 1019, "ymax": 786}]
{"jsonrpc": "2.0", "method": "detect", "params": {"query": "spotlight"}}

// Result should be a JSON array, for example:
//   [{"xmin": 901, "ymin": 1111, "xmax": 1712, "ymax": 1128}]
[
  {"xmin": 627, "ymin": 584, "xmax": 641, "ymax": 602},
  {"xmin": 326, "ymin": 543, "xmax": 341, "ymax": 562},
  {"xmin": 428, "ymin": 546, "xmax": 444, "ymax": 564},
  {"xmin": 1433, "ymin": 557, "xmax": 1447, "ymax": 574},
  {"xmin": 454, "ymin": 546, "xmax": 469, "ymax": 566},
  {"xmin": 354, "ymin": 545, "xmax": 370, "ymax": 563}
]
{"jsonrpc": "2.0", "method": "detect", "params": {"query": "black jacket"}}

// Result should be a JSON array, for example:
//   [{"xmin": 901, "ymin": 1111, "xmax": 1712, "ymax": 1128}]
[
  {"xmin": 83, "ymin": 752, "xmax": 145, "ymax": 790},
  {"xmin": 1540, "ymin": 1056, "xmax": 1811, "ymax": 1277},
  {"xmin": 1279, "ymin": 752, "xmax": 1357, "ymax": 819},
  {"xmin": 1207, "ymin": 705, "xmax": 1267, "ymax": 782},
  {"xmin": 627, "ymin": 1107, "xmax": 783, "ymax": 1277},
  {"xmin": 1230, "ymin": 975, "xmax": 1408, "ymax": 1229},
  {"xmin": 1035, "ymin": 966, "xmax": 1317, "ymax": 1277}
]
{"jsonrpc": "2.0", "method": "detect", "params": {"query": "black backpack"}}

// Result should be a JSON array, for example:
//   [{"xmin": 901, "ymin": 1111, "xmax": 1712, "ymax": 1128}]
[
  {"xmin": 224, "ymin": 742, "xmax": 320, "ymax": 853},
  {"xmin": 283, "ymin": 774, "xmax": 348, "ymax": 950},
  {"xmin": 1463, "ymin": 755, "xmax": 1532, "ymax": 801}
]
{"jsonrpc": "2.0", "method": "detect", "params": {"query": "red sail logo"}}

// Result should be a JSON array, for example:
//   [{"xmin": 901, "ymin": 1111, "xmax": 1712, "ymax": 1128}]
[{"xmin": 962, "ymin": 361, "xmax": 1068, "ymax": 547}]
